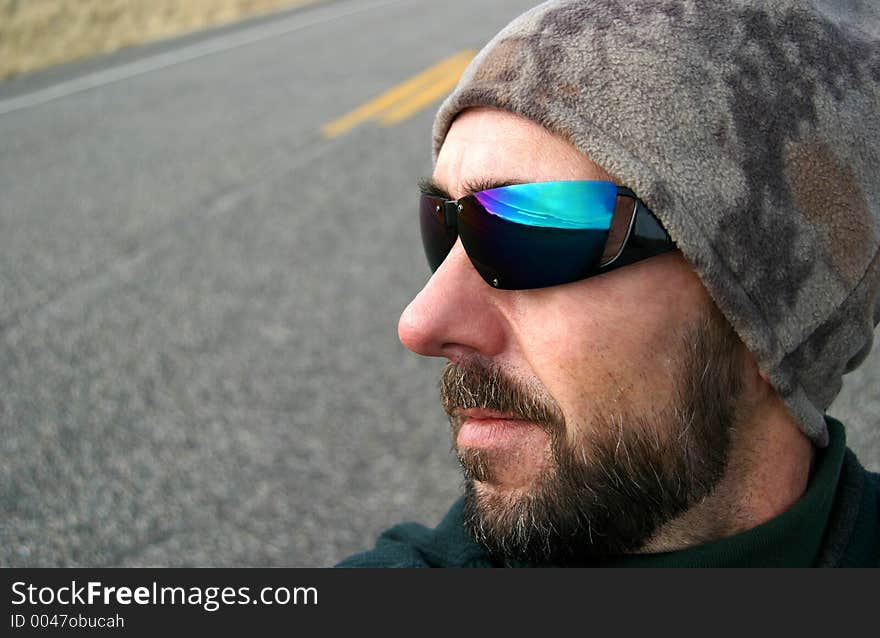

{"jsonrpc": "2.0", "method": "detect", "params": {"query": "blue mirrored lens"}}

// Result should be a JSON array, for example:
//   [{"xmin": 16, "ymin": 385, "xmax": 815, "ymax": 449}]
[{"xmin": 473, "ymin": 181, "xmax": 616, "ymax": 230}]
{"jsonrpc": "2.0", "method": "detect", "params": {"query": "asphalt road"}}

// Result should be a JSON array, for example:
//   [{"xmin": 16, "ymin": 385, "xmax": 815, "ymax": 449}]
[{"xmin": 1, "ymin": 0, "xmax": 878, "ymax": 567}]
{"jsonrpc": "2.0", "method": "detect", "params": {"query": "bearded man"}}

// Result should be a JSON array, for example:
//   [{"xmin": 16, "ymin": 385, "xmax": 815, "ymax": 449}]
[{"xmin": 337, "ymin": 0, "xmax": 880, "ymax": 567}]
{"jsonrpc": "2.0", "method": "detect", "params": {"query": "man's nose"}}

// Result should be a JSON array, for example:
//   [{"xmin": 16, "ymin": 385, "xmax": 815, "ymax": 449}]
[{"xmin": 398, "ymin": 239, "xmax": 508, "ymax": 361}]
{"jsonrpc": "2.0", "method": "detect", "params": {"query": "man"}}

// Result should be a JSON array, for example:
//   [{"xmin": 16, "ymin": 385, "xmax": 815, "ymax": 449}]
[{"xmin": 338, "ymin": 0, "xmax": 880, "ymax": 567}]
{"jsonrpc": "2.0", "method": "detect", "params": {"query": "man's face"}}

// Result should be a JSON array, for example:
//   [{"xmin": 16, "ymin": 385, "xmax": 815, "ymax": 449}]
[{"xmin": 398, "ymin": 108, "xmax": 750, "ymax": 563}]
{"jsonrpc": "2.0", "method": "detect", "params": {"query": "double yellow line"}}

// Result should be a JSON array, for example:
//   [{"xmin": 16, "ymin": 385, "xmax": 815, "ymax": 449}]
[{"xmin": 321, "ymin": 49, "xmax": 475, "ymax": 138}]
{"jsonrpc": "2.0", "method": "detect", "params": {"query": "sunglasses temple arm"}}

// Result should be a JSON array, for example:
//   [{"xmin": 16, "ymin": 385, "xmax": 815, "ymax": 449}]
[{"xmin": 603, "ymin": 200, "xmax": 676, "ymax": 271}]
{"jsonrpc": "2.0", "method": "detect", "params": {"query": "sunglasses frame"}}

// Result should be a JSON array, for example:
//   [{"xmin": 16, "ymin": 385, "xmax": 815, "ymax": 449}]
[{"xmin": 420, "ymin": 182, "xmax": 676, "ymax": 290}]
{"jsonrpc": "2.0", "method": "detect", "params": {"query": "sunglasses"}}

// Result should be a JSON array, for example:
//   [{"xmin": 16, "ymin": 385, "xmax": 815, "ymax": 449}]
[{"xmin": 420, "ymin": 180, "xmax": 676, "ymax": 290}]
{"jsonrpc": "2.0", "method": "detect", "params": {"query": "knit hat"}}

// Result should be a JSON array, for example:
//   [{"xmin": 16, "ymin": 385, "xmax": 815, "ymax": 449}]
[{"xmin": 432, "ymin": 0, "xmax": 880, "ymax": 447}]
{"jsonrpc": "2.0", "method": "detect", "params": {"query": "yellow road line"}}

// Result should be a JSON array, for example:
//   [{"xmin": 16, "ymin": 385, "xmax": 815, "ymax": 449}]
[
  {"xmin": 379, "ymin": 59, "xmax": 471, "ymax": 125},
  {"xmin": 321, "ymin": 49, "xmax": 475, "ymax": 138}
]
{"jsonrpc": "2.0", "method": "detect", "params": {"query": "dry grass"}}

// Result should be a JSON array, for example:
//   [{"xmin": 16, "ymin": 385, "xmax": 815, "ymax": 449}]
[{"xmin": 0, "ymin": 0, "xmax": 321, "ymax": 80}]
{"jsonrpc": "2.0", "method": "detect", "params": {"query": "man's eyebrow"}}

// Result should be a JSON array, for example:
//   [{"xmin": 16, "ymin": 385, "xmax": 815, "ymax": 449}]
[
  {"xmin": 418, "ymin": 177, "xmax": 525, "ymax": 200},
  {"xmin": 418, "ymin": 178, "xmax": 451, "ymax": 199}
]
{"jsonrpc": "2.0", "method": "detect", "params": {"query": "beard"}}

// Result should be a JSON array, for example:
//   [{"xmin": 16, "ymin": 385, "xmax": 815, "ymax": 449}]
[{"xmin": 440, "ymin": 304, "xmax": 747, "ymax": 565}]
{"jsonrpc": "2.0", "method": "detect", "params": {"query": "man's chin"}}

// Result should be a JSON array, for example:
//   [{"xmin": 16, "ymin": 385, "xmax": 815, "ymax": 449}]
[{"xmin": 455, "ymin": 420, "xmax": 552, "ymax": 488}]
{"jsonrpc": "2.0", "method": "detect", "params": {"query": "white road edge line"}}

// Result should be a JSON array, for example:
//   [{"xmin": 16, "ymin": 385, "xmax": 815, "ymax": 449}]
[{"xmin": 0, "ymin": 0, "xmax": 404, "ymax": 117}]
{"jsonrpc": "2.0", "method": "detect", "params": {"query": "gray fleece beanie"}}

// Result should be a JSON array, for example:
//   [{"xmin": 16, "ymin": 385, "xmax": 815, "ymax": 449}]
[{"xmin": 432, "ymin": 0, "xmax": 880, "ymax": 447}]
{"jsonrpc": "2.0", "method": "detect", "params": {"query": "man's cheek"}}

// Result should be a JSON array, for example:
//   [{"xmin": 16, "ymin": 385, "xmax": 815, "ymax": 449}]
[{"xmin": 548, "ymin": 339, "xmax": 620, "ymax": 401}]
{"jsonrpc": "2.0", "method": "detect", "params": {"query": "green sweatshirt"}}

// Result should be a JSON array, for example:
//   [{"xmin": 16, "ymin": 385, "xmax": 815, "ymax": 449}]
[{"xmin": 336, "ymin": 417, "xmax": 879, "ymax": 567}]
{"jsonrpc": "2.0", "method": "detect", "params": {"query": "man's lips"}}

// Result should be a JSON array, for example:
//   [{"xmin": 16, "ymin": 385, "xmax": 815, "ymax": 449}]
[
  {"xmin": 455, "ymin": 408, "xmax": 529, "ymax": 421},
  {"xmin": 454, "ymin": 408, "xmax": 545, "ymax": 449}
]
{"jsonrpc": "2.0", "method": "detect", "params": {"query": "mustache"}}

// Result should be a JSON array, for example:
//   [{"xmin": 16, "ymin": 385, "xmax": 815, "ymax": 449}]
[{"xmin": 439, "ymin": 360, "xmax": 565, "ymax": 431}]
